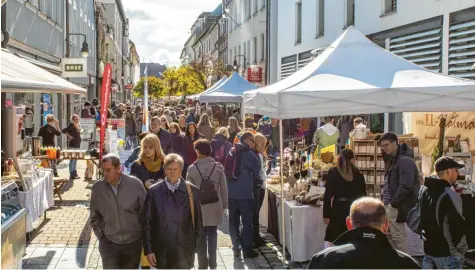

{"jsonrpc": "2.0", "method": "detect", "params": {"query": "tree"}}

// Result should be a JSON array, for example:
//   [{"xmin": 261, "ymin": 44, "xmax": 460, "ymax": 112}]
[
  {"xmin": 187, "ymin": 54, "xmax": 228, "ymax": 90},
  {"xmin": 133, "ymin": 76, "xmax": 166, "ymax": 99}
]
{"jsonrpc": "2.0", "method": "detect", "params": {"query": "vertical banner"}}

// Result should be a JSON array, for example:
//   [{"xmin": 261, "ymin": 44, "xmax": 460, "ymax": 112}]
[
  {"xmin": 142, "ymin": 63, "xmax": 149, "ymax": 132},
  {"xmin": 100, "ymin": 63, "xmax": 112, "ymax": 159},
  {"xmin": 42, "ymin": 94, "xmax": 53, "ymax": 125}
]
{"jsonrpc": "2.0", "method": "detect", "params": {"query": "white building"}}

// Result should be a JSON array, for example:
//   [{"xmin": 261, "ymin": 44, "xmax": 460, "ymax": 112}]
[
  {"xmin": 269, "ymin": 0, "xmax": 475, "ymax": 83},
  {"xmin": 226, "ymin": 0, "xmax": 267, "ymax": 87}
]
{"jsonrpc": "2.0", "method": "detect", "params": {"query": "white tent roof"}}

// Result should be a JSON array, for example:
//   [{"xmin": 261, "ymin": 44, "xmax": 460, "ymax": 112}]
[
  {"xmin": 1, "ymin": 49, "xmax": 87, "ymax": 95},
  {"xmin": 188, "ymin": 76, "xmax": 227, "ymax": 101},
  {"xmin": 200, "ymin": 72, "xmax": 258, "ymax": 103},
  {"xmin": 243, "ymin": 27, "xmax": 475, "ymax": 119}
]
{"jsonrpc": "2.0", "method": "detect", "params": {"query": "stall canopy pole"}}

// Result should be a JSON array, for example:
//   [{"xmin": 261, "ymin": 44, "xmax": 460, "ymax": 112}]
[
  {"xmin": 241, "ymin": 103, "xmax": 246, "ymax": 126},
  {"xmin": 279, "ymin": 118, "xmax": 286, "ymax": 266}
]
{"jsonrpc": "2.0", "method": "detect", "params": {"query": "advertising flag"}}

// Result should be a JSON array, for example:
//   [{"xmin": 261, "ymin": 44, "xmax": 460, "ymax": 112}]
[{"xmin": 99, "ymin": 63, "xmax": 112, "ymax": 159}]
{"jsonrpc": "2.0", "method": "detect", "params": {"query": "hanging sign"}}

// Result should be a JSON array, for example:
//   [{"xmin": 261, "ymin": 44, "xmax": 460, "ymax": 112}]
[
  {"xmin": 99, "ymin": 63, "xmax": 112, "ymax": 159},
  {"xmin": 247, "ymin": 65, "xmax": 263, "ymax": 83},
  {"xmin": 61, "ymin": 58, "xmax": 87, "ymax": 78}
]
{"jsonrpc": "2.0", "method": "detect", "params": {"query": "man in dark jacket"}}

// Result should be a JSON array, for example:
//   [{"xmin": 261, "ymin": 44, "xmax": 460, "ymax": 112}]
[
  {"xmin": 227, "ymin": 132, "xmax": 261, "ymax": 258},
  {"xmin": 186, "ymin": 108, "xmax": 197, "ymax": 124},
  {"xmin": 308, "ymin": 197, "xmax": 419, "ymax": 269},
  {"xmin": 421, "ymin": 156, "xmax": 467, "ymax": 269},
  {"xmin": 379, "ymin": 132, "xmax": 419, "ymax": 254},
  {"xmin": 143, "ymin": 154, "xmax": 204, "ymax": 269},
  {"xmin": 90, "ymin": 154, "xmax": 146, "ymax": 269},
  {"xmin": 150, "ymin": 116, "xmax": 173, "ymax": 154}
]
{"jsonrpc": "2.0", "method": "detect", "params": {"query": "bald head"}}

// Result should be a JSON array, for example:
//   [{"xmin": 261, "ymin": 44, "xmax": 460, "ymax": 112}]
[{"xmin": 348, "ymin": 197, "xmax": 387, "ymax": 230}]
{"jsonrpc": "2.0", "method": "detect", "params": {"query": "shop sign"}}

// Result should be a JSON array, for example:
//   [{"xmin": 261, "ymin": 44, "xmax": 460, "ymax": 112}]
[
  {"xmin": 61, "ymin": 58, "xmax": 87, "ymax": 78},
  {"xmin": 99, "ymin": 63, "xmax": 112, "ymax": 159},
  {"xmin": 411, "ymin": 112, "xmax": 475, "ymax": 156},
  {"xmin": 247, "ymin": 66, "xmax": 262, "ymax": 83},
  {"xmin": 111, "ymin": 84, "xmax": 119, "ymax": 92},
  {"xmin": 124, "ymin": 84, "xmax": 133, "ymax": 90}
]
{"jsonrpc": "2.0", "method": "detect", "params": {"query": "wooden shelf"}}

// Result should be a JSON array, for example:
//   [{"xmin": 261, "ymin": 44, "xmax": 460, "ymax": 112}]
[{"xmin": 354, "ymin": 153, "xmax": 375, "ymax": 156}]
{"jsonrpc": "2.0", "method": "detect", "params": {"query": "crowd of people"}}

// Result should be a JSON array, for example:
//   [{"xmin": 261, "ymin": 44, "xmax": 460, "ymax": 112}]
[{"xmin": 38, "ymin": 98, "xmax": 469, "ymax": 269}]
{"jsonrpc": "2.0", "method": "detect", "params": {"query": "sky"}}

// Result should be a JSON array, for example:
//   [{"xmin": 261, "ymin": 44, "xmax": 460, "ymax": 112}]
[{"xmin": 122, "ymin": 0, "xmax": 222, "ymax": 66}]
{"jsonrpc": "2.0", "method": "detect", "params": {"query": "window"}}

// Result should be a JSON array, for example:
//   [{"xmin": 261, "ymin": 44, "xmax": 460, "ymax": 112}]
[
  {"xmin": 261, "ymin": 0, "xmax": 266, "ymax": 9},
  {"xmin": 317, "ymin": 0, "xmax": 325, "ymax": 37},
  {"xmin": 253, "ymin": 37, "xmax": 257, "ymax": 62},
  {"xmin": 345, "ymin": 0, "xmax": 354, "ymax": 27},
  {"xmin": 295, "ymin": 1, "xmax": 302, "ymax": 44},
  {"xmin": 243, "ymin": 43, "xmax": 246, "ymax": 64},
  {"xmin": 261, "ymin": 33, "xmax": 265, "ymax": 60},
  {"xmin": 383, "ymin": 0, "xmax": 397, "ymax": 14},
  {"xmin": 246, "ymin": 40, "xmax": 250, "ymax": 64},
  {"xmin": 253, "ymin": 0, "xmax": 258, "ymax": 14}
]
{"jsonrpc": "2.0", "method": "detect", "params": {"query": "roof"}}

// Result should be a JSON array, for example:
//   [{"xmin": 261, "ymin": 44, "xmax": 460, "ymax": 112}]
[
  {"xmin": 140, "ymin": 63, "xmax": 166, "ymax": 79},
  {"xmin": 1, "ymin": 49, "xmax": 87, "ymax": 95},
  {"xmin": 200, "ymin": 72, "xmax": 258, "ymax": 102},
  {"xmin": 243, "ymin": 27, "xmax": 475, "ymax": 119}
]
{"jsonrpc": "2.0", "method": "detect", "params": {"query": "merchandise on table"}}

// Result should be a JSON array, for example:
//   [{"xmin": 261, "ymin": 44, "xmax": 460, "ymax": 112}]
[{"xmin": 1, "ymin": 181, "xmax": 27, "ymax": 270}]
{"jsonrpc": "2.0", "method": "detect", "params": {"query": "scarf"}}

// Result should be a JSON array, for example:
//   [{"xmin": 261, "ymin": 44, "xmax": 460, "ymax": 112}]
[{"xmin": 141, "ymin": 156, "xmax": 162, "ymax": 172}]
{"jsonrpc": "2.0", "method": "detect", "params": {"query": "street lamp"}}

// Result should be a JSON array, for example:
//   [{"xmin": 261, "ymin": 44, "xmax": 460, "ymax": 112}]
[
  {"xmin": 233, "ymin": 55, "xmax": 247, "ymax": 72},
  {"xmin": 67, "ymin": 33, "xmax": 89, "ymax": 58}
]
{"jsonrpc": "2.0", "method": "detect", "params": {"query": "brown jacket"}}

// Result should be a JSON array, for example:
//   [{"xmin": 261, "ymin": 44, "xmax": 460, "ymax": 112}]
[
  {"xmin": 186, "ymin": 157, "xmax": 228, "ymax": 226},
  {"xmin": 198, "ymin": 125, "xmax": 215, "ymax": 141},
  {"xmin": 90, "ymin": 173, "xmax": 146, "ymax": 244}
]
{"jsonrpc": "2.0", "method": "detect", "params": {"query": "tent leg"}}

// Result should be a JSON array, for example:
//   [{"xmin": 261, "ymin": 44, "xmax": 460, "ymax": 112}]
[
  {"xmin": 279, "ymin": 119, "xmax": 286, "ymax": 266},
  {"xmin": 241, "ymin": 103, "xmax": 246, "ymax": 126}
]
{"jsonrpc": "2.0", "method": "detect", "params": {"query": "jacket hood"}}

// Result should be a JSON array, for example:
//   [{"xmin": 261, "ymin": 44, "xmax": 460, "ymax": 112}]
[
  {"xmin": 424, "ymin": 176, "xmax": 451, "ymax": 190},
  {"xmin": 397, "ymin": 143, "xmax": 414, "ymax": 158},
  {"xmin": 213, "ymin": 133, "xmax": 227, "ymax": 142}
]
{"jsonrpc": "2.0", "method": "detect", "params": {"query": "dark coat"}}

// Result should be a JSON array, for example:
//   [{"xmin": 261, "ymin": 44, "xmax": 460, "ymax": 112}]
[
  {"xmin": 130, "ymin": 161, "xmax": 164, "ymax": 186},
  {"xmin": 62, "ymin": 123, "xmax": 81, "ymax": 148},
  {"xmin": 227, "ymin": 143, "xmax": 261, "ymax": 200},
  {"xmin": 323, "ymin": 167, "xmax": 367, "ymax": 242},
  {"xmin": 171, "ymin": 133, "xmax": 186, "ymax": 158},
  {"xmin": 183, "ymin": 134, "xmax": 204, "ymax": 165},
  {"xmin": 38, "ymin": 124, "xmax": 61, "ymax": 147},
  {"xmin": 384, "ymin": 144, "xmax": 420, "ymax": 222},
  {"xmin": 143, "ymin": 180, "xmax": 204, "ymax": 269},
  {"xmin": 124, "ymin": 147, "xmax": 140, "ymax": 168},
  {"xmin": 153, "ymin": 128, "xmax": 173, "ymax": 155},
  {"xmin": 210, "ymin": 134, "xmax": 232, "ymax": 164},
  {"xmin": 308, "ymin": 227, "xmax": 420, "ymax": 269}
]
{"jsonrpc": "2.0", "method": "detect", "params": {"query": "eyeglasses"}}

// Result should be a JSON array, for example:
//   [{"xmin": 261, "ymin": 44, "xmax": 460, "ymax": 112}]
[{"xmin": 380, "ymin": 142, "xmax": 392, "ymax": 149}]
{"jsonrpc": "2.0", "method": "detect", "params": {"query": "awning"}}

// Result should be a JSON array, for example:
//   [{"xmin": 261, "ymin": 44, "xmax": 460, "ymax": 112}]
[{"xmin": 1, "ymin": 49, "xmax": 87, "ymax": 95}]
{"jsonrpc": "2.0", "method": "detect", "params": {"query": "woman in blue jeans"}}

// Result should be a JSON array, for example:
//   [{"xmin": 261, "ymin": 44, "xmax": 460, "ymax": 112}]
[{"xmin": 62, "ymin": 114, "xmax": 82, "ymax": 180}]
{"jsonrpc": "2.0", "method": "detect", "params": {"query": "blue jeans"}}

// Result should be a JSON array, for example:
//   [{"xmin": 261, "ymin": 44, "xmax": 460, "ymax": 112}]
[
  {"xmin": 69, "ymin": 159, "xmax": 77, "ymax": 175},
  {"xmin": 228, "ymin": 199, "xmax": 254, "ymax": 252},
  {"xmin": 422, "ymin": 254, "xmax": 465, "ymax": 269},
  {"xmin": 198, "ymin": 226, "xmax": 218, "ymax": 269}
]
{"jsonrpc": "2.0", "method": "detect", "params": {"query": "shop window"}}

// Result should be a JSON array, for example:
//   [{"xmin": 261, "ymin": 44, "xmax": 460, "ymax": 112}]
[{"xmin": 295, "ymin": 1, "xmax": 302, "ymax": 44}]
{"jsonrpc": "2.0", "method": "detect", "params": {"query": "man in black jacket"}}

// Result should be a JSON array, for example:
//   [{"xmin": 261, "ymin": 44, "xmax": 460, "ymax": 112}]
[
  {"xmin": 421, "ymin": 156, "xmax": 467, "ymax": 269},
  {"xmin": 379, "ymin": 132, "xmax": 419, "ymax": 254},
  {"xmin": 308, "ymin": 197, "xmax": 419, "ymax": 269}
]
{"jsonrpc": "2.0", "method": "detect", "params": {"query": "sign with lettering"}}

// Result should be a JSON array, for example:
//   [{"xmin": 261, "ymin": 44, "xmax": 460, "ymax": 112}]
[
  {"xmin": 247, "ymin": 65, "xmax": 263, "ymax": 83},
  {"xmin": 411, "ymin": 112, "xmax": 475, "ymax": 156},
  {"xmin": 61, "ymin": 58, "xmax": 87, "ymax": 78}
]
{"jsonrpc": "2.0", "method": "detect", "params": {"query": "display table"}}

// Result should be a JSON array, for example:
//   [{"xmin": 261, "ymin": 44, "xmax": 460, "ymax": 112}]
[
  {"xmin": 265, "ymin": 188, "xmax": 325, "ymax": 262},
  {"xmin": 19, "ymin": 170, "xmax": 54, "ymax": 232}
]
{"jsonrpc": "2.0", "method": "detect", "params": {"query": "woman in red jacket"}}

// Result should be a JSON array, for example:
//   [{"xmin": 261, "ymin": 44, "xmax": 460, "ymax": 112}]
[{"xmin": 183, "ymin": 123, "xmax": 204, "ymax": 174}]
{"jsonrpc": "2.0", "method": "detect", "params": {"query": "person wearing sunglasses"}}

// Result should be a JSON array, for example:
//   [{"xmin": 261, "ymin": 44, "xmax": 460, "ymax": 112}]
[{"xmin": 379, "ymin": 132, "xmax": 419, "ymax": 255}]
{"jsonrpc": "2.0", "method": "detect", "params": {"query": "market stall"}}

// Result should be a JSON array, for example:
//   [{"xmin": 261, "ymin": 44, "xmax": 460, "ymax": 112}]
[
  {"xmin": 188, "ymin": 76, "xmax": 228, "ymax": 101},
  {"xmin": 199, "ymin": 72, "xmax": 257, "ymax": 103},
  {"xmin": 243, "ymin": 26, "xmax": 475, "ymax": 262}
]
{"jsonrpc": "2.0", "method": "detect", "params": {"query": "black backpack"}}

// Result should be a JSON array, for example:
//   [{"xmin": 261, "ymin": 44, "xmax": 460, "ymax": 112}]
[{"xmin": 195, "ymin": 163, "xmax": 220, "ymax": 205}]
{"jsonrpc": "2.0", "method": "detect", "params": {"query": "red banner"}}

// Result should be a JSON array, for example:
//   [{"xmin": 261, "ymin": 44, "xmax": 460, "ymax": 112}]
[
  {"xmin": 99, "ymin": 63, "xmax": 112, "ymax": 159},
  {"xmin": 247, "ymin": 66, "xmax": 262, "ymax": 83}
]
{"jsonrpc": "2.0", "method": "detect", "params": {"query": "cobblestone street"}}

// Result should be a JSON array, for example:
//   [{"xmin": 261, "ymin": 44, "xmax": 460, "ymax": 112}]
[{"xmin": 22, "ymin": 160, "xmax": 302, "ymax": 269}]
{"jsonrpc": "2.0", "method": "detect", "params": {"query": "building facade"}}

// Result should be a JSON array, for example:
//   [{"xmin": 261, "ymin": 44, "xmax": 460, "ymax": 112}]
[
  {"xmin": 226, "ymin": 0, "xmax": 267, "ymax": 87},
  {"xmin": 269, "ymin": 0, "xmax": 475, "ymax": 132}
]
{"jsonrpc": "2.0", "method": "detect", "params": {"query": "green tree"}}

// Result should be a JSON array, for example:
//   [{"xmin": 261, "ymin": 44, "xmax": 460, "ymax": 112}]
[{"xmin": 133, "ymin": 76, "xmax": 166, "ymax": 99}]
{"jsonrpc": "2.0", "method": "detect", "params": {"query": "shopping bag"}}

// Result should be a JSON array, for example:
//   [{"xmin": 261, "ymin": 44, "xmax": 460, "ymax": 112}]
[{"xmin": 141, "ymin": 249, "xmax": 150, "ymax": 267}]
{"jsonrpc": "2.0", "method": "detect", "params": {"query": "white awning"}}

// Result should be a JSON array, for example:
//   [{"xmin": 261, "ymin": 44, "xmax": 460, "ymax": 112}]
[{"xmin": 1, "ymin": 49, "xmax": 87, "ymax": 95}]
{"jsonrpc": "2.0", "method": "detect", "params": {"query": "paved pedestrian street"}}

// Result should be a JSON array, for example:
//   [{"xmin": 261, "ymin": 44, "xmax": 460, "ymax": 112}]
[{"xmin": 22, "ymin": 161, "xmax": 303, "ymax": 269}]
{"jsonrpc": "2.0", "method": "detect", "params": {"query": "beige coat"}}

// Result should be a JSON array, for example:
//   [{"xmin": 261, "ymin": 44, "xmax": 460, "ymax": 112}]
[
  {"xmin": 198, "ymin": 125, "xmax": 215, "ymax": 141},
  {"xmin": 186, "ymin": 157, "xmax": 228, "ymax": 226}
]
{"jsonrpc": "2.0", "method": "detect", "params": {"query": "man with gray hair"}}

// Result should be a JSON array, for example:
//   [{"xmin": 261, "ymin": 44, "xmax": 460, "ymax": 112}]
[
  {"xmin": 308, "ymin": 197, "xmax": 419, "ymax": 269},
  {"xmin": 90, "ymin": 153, "xmax": 146, "ymax": 269}
]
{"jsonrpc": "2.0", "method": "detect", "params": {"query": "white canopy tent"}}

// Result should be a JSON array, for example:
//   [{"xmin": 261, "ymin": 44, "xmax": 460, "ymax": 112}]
[
  {"xmin": 243, "ymin": 27, "xmax": 475, "ymax": 264},
  {"xmin": 199, "ymin": 72, "xmax": 257, "ymax": 103},
  {"xmin": 188, "ymin": 76, "xmax": 227, "ymax": 101},
  {"xmin": 1, "ymin": 49, "xmax": 87, "ymax": 95},
  {"xmin": 243, "ymin": 27, "xmax": 475, "ymax": 119}
]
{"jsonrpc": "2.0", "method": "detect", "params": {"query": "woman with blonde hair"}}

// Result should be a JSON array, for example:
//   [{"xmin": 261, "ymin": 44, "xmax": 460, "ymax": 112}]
[
  {"xmin": 130, "ymin": 134, "xmax": 165, "ymax": 189},
  {"xmin": 197, "ymin": 113, "xmax": 215, "ymax": 141},
  {"xmin": 62, "ymin": 114, "xmax": 81, "ymax": 180},
  {"xmin": 159, "ymin": 115, "xmax": 170, "ymax": 131},
  {"xmin": 322, "ymin": 149, "xmax": 366, "ymax": 247},
  {"xmin": 253, "ymin": 133, "xmax": 269, "ymax": 246},
  {"xmin": 227, "ymin": 116, "xmax": 242, "ymax": 143}
]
